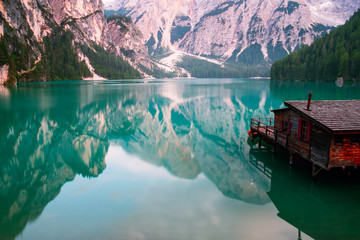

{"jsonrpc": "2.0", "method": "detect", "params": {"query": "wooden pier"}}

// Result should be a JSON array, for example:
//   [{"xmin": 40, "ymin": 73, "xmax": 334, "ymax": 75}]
[{"xmin": 250, "ymin": 117, "xmax": 297, "ymax": 156}]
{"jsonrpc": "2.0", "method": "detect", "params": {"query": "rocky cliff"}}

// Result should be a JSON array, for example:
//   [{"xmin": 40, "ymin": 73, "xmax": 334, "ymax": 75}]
[
  {"xmin": 106, "ymin": 15, "xmax": 152, "ymax": 69},
  {"xmin": 105, "ymin": 0, "xmax": 360, "ymax": 66},
  {"xmin": 0, "ymin": 0, "xmax": 153, "ymax": 85}
]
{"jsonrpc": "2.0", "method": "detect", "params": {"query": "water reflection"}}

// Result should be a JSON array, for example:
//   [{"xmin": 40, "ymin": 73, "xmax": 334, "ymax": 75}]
[
  {"xmin": 1, "ymin": 79, "xmax": 360, "ymax": 239},
  {"xmin": 268, "ymin": 80, "xmax": 360, "ymax": 239},
  {"xmin": 270, "ymin": 80, "xmax": 360, "ymax": 101},
  {"xmin": 250, "ymin": 149, "xmax": 360, "ymax": 240},
  {"xmin": 0, "ymin": 79, "xmax": 275, "ymax": 239},
  {"xmin": 0, "ymin": 103, "xmax": 108, "ymax": 240}
]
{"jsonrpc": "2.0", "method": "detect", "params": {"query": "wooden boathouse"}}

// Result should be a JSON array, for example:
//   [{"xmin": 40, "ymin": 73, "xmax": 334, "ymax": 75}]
[{"xmin": 250, "ymin": 98, "xmax": 360, "ymax": 176}]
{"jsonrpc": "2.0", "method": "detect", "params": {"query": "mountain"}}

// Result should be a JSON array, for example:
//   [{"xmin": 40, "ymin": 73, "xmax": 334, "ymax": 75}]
[
  {"xmin": 104, "ymin": 0, "xmax": 360, "ymax": 76},
  {"xmin": 0, "ymin": 0, "xmax": 156, "ymax": 85},
  {"xmin": 271, "ymin": 9, "xmax": 360, "ymax": 81},
  {"xmin": 2, "ymin": 1, "xmax": 358, "ymax": 83}
]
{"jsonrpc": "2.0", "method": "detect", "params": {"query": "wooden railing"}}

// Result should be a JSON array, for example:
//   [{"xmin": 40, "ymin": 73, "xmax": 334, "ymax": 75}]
[
  {"xmin": 250, "ymin": 117, "xmax": 289, "ymax": 150},
  {"xmin": 249, "ymin": 157, "xmax": 272, "ymax": 178},
  {"xmin": 250, "ymin": 117, "xmax": 275, "ymax": 138}
]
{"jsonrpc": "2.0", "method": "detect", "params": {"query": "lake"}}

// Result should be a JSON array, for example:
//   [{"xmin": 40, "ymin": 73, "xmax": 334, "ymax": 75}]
[{"xmin": 1, "ymin": 78, "xmax": 360, "ymax": 240}]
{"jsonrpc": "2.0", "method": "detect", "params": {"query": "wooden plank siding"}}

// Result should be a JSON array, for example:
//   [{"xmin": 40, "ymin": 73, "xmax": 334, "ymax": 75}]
[
  {"xmin": 273, "ymin": 109, "xmax": 313, "ymax": 162},
  {"xmin": 310, "ymin": 126, "xmax": 330, "ymax": 168}
]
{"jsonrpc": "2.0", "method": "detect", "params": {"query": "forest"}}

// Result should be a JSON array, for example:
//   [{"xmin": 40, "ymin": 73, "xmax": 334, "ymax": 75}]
[
  {"xmin": 178, "ymin": 56, "xmax": 269, "ymax": 78},
  {"xmin": 271, "ymin": 9, "xmax": 360, "ymax": 81},
  {"xmin": 80, "ymin": 44, "xmax": 141, "ymax": 79},
  {"xmin": 43, "ymin": 28, "xmax": 92, "ymax": 81}
]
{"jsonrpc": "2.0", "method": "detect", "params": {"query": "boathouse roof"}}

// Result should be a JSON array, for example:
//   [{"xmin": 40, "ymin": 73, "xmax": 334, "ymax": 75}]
[{"xmin": 275, "ymin": 100, "xmax": 360, "ymax": 133}]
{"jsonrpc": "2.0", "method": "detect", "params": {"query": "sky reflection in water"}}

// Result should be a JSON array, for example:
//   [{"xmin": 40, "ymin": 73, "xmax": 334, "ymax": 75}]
[{"xmin": 21, "ymin": 145, "xmax": 298, "ymax": 240}]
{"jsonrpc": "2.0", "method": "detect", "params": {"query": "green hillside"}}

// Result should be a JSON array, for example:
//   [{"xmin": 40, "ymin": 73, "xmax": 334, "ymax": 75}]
[
  {"xmin": 271, "ymin": 9, "xmax": 360, "ymax": 81},
  {"xmin": 178, "ymin": 56, "xmax": 270, "ymax": 78}
]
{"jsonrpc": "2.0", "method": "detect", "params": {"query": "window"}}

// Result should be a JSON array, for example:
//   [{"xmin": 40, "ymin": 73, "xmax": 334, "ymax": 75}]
[
  {"xmin": 302, "ymin": 121, "xmax": 308, "ymax": 141},
  {"xmin": 282, "ymin": 120, "xmax": 288, "ymax": 133},
  {"xmin": 298, "ymin": 120, "xmax": 310, "ymax": 142},
  {"xmin": 280, "ymin": 120, "xmax": 290, "ymax": 134}
]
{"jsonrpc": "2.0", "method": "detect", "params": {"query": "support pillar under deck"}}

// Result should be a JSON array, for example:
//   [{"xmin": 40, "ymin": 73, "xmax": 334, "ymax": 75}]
[{"xmin": 312, "ymin": 164, "xmax": 322, "ymax": 180}]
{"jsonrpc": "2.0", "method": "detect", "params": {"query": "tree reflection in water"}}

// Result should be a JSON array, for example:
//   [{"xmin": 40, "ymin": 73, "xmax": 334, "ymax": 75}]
[{"xmin": 250, "ymin": 148, "xmax": 360, "ymax": 240}]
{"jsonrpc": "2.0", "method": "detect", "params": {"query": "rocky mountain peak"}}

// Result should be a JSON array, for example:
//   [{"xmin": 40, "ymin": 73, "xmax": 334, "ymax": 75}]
[
  {"xmin": 104, "ymin": 0, "xmax": 360, "ymax": 66},
  {"xmin": 48, "ymin": 0, "xmax": 104, "ymax": 25}
]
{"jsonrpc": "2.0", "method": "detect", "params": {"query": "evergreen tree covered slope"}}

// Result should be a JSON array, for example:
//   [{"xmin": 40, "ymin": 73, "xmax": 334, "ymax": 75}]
[
  {"xmin": 0, "ymin": 0, "xmax": 149, "ymax": 85},
  {"xmin": 271, "ymin": 9, "xmax": 360, "ymax": 81}
]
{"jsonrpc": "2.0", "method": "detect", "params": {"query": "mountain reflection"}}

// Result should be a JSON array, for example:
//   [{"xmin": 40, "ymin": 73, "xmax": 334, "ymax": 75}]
[
  {"xmin": 107, "ymin": 80, "xmax": 273, "ymax": 204},
  {"xmin": 0, "ymin": 79, "xmax": 360, "ymax": 239},
  {"xmin": 0, "ymin": 79, "xmax": 276, "ymax": 239},
  {"xmin": 0, "ymin": 104, "xmax": 109, "ymax": 240}
]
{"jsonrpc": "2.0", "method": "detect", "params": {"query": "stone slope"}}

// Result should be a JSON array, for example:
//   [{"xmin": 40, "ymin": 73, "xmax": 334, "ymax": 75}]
[{"xmin": 105, "ymin": 0, "xmax": 360, "ymax": 65}]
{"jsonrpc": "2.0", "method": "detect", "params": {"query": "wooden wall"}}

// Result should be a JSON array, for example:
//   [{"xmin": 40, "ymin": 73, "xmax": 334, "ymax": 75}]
[
  {"xmin": 310, "ymin": 126, "xmax": 330, "ymax": 168},
  {"xmin": 274, "ymin": 109, "xmax": 312, "ymax": 161}
]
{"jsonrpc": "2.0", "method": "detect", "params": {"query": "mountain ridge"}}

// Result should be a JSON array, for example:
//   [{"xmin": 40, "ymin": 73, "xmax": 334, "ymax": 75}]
[
  {"xmin": 104, "ymin": 0, "xmax": 360, "ymax": 74},
  {"xmin": 1, "ymin": 0, "xmax": 359, "ymax": 83}
]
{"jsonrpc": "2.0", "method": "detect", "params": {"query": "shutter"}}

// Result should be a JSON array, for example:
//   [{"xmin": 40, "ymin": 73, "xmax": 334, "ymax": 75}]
[
  {"xmin": 298, "ymin": 120, "xmax": 302, "ymax": 139},
  {"xmin": 280, "ymin": 121, "xmax": 283, "ymax": 131},
  {"xmin": 306, "ymin": 121, "xmax": 311, "ymax": 142},
  {"xmin": 287, "ymin": 120, "xmax": 291, "ymax": 135}
]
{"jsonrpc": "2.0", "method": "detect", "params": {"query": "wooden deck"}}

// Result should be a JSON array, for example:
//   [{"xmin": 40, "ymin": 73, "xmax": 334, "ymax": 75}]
[
  {"xmin": 250, "ymin": 117, "xmax": 308, "ymax": 159},
  {"xmin": 250, "ymin": 117, "xmax": 286, "ymax": 148}
]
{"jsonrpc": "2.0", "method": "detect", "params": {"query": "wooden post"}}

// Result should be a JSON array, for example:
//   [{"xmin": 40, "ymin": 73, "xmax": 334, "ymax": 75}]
[
  {"xmin": 274, "ymin": 130, "xmax": 278, "ymax": 155},
  {"xmin": 286, "ymin": 134, "xmax": 289, "ymax": 149},
  {"xmin": 265, "ymin": 125, "xmax": 268, "ymax": 136},
  {"xmin": 297, "ymin": 229, "xmax": 302, "ymax": 240},
  {"xmin": 312, "ymin": 164, "xmax": 317, "ymax": 181},
  {"xmin": 312, "ymin": 164, "xmax": 322, "ymax": 180},
  {"xmin": 259, "ymin": 137, "xmax": 262, "ymax": 148}
]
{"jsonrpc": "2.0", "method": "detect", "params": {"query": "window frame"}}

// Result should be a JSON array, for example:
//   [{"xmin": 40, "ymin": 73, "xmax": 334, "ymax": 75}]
[
  {"xmin": 298, "ymin": 119, "xmax": 311, "ymax": 142},
  {"xmin": 282, "ymin": 120, "xmax": 288, "ymax": 133},
  {"xmin": 301, "ymin": 120, "xmax": 308, "ymax": 141}
]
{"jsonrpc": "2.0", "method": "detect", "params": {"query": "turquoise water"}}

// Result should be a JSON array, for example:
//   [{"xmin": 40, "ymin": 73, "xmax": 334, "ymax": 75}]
[{"xmin": 1, "ymin": 78, "xmax": 360, "ymax": 240}]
